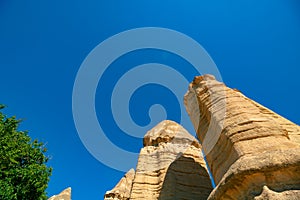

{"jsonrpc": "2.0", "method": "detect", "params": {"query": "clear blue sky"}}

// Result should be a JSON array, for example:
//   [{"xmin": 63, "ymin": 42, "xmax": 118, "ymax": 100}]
[{"xmin": 0, "ymin": 1, "xmax": 299, "ymax": 199}]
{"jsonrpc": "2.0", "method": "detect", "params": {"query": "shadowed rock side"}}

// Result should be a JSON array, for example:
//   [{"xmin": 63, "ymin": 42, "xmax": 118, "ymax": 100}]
[
  {"xmin": 48, "ymin": 187, "xmax": 71, "ymax": 200},
  {"xmin": 158, "ymin": 155, "xmax": 213, "ymax": 200},
  {"xmin": 130, "ymin": 120, "xmax": 212, "ymax": 200},
  {"xmin": 104, "ymin": 169, "xmax": 135, "ymax": 200},
  {"xmin": 184, "ymin": 75, "xmax": 300, "ymax": 200}
]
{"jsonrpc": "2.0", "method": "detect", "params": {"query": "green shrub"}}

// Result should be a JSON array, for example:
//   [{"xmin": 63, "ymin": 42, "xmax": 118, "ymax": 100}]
[{"xmin": 0, "ymin": 105, "xmax": 52, "ymax": 200}]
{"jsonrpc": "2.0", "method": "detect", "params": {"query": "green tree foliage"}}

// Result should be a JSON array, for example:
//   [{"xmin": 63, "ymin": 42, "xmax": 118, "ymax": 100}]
[{"xmin": 0, "ymin": 105, "xmax": 52, "ymax": 200}]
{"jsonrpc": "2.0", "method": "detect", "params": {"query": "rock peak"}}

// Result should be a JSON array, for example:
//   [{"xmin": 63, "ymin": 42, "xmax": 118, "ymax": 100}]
[
  {"xmin": 48, "ymin": 187, "xmax": 71, "ymax": 200},
  {"xmin": 193, "ymin": 74, "xmax": 216, "ymax": 83},
  {"xmin": 104, "ymin": 169, "xmax": 135, "ymax": 200},
  {"xmin": 143, "ymin": 120, "xmax": 200, "ymax": 148}
]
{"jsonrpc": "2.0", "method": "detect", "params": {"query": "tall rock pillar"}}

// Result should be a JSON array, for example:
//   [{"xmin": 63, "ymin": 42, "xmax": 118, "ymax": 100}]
[
  {"xmin": 184, "ymin": 75, "xmax": 300, "ymax": 199},
  {"xmin": 130, "ymin": 120, "xmax": 213, "ymax": 200}
]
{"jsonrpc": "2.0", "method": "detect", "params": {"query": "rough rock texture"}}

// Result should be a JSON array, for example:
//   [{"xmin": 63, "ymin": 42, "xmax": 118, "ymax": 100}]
[
  {"xmin": 184, "ymin": 75, "xmax": 300, "ymax": 200},
  {"xmin": 105, "ymin": 120, "xmax": 213, "ymax": 200},
  {"xmin": 104, "ymin": 169, "xmax": 135, "ymax": 200},
  {"xmin": 254, "ymin": 186, "xmax": 300, "ymax": 200},
  {"xmin": 48, "ymin": 187, "xmax": 71, "ymax": 200}
]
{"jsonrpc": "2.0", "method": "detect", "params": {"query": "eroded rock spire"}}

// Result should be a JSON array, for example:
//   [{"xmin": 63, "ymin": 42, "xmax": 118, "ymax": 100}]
[
  {"xmin": 105, "ymin": 120, "xmax": 213, "ymax": 200},
  {"xmin": 184, "ymin": 75, "xmax": 300, "ymax": 199}
]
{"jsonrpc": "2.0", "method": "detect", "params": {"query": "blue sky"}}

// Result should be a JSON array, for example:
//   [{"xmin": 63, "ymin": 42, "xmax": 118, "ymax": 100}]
[{"xmin": 0, "ymin": 1, "xmax": 299, "ymax": 199}]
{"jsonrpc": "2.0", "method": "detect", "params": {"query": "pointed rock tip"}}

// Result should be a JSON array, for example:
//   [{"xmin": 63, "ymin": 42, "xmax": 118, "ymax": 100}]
[
  {"xmin": 128, "ymin": 168, "xmax": 135, "ymax": 173},
  {"xmin": 48, "ymin": 187, "xmax": 71, "ymax": 200},
  {"xmin": 193, "ymin": 74, "xmax": 216, "ymax": 84},
  {"xmin": 126, "ymin": 168, "xmax": 135, "ymax": 177},
  {"xmin": 143, "ymin": 120, "xmax": 200, "ymax": 147}
]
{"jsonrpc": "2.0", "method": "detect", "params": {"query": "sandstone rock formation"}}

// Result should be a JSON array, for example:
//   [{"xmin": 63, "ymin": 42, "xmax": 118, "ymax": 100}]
[
  {"xmin": 104, "ymin": 169, "xmax": 135, "ymax": 200},
  {"xmin": 104, "ymin": 74, "xmax": 300, "ymax": 199},
  {"xmin": 48, "ymin": 187, "xmax": 71, "ymax": 200},
  {"xmin": 105, "ymin": 120, "xmax": 213, "ymax": 200},
  {"xmin": 184, "ymin": 74, "xmax": 300, "ymax": 200},
  {"xmin": 254, "ymin": 186, "xmax": 300, "ymax": 200}
]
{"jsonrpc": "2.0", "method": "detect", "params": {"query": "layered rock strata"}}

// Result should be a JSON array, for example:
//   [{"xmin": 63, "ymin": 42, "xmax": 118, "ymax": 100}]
[
  {"xmin": 48, "ymin": 187, "xmax": 71, "ymax": 200},
  {"xmin": 184, "ymin": 75, "xmax": 300, "ymax": 199},
  {"xmin": 105, "ymin": 120, "xmax": 213, "ymax": 200}
]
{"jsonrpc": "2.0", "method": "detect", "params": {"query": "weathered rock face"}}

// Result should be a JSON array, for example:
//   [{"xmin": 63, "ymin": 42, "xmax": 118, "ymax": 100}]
[
  {"xmin": 254, "ymin": 186, "xmax": 300, "ymax": 200},
  {"xmin": 184, "ymin": 75, "xmax": 300, "ymax": 200},
  {"xmin": 131, "ymin": 120, "xmax": 213, "ymax": 200},
  {"xmin": 104, "ymin": 169, "xmax": 135, "ymax": 200},
  {"xmin": 105, "ymin": 120, "xmax": 213, "ymax": 200},
  {"xmin": 48, "ymin": 187, "xmax": 71, "ymax": 200}
]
